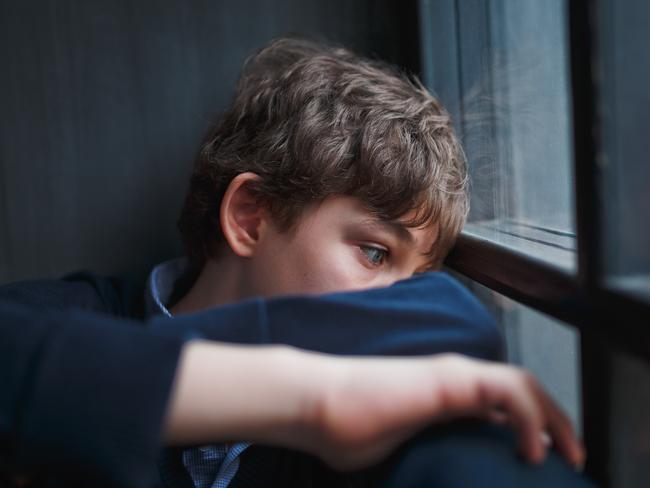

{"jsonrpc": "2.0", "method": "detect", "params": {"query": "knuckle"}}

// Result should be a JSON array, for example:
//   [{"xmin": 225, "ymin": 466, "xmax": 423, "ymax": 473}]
[{"xmin": 517, "ymin": 369, "xmax": 538, "ymax": 389}]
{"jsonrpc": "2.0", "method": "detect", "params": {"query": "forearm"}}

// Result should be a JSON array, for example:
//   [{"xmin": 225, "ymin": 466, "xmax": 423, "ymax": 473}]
[
  {"xmin": 163, "ymin": 341, "xmax": 323, "ymax": 448},
  {"xmin": 164, "ymin": 345, "xmax": 584, "ymax": 472}
]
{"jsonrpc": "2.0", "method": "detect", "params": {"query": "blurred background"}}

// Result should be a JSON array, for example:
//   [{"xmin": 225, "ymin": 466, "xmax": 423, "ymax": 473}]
[{"xmin": 0, "ymin": 0, "xmax": 419, "ymax": 283}]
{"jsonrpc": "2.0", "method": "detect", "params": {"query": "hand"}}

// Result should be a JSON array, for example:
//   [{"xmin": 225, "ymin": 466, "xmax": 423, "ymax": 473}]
[
  {"xmin": 301, "ymin": 353, "xmax": 585, "ymax": 471},
  {"xmin": 165, "ymin": 343, "xmax": 584, "ymax": 473}
]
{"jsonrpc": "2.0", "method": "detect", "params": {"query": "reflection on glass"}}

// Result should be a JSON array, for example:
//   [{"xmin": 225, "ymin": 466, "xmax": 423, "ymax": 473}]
[{"xmin": 421, "ymin": 0, "xmax": 575, "ymax": 270}]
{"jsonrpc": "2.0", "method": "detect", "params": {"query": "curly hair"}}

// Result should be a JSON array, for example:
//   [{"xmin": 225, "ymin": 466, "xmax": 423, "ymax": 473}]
[{"xmin": 178, "ymin": 37, "xmax": 468, "ymax": 270}]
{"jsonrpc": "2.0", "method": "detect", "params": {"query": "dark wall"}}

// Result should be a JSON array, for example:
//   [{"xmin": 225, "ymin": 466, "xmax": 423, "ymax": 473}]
[{"xmin": 0, "ymin": 0, "xmax": 419, "ymax": 283}]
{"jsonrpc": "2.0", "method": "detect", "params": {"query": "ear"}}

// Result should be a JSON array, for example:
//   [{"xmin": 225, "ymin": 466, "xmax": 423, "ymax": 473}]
[{"xmin": 219, "ymin": 172, "xmax": 269, "ymax": 257}]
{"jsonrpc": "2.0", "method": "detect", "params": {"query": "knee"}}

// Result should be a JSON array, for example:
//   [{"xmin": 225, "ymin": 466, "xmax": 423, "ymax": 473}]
[{"xmin": 377, "ymin": 421, "xmax": 595, "ymax": 488}]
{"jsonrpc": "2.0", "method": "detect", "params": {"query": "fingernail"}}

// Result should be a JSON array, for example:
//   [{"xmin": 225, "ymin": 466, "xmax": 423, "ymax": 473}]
[
  {"xmin": 540, "ymin": 431, "xmax": 551, "ymax": 447},
  {"xmin": 531, "ymin": 447, "xmax": 547, "ymax": 465}
]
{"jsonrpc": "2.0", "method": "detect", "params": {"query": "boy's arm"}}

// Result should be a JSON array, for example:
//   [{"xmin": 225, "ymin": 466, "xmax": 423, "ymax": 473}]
[
  {"xmin": 0, "ymin": 298, "xmax": 582, "ymax": 486},
  {"xmin": 152, "ymin": 271, "xmax": 504, "ymax": 361},
  {"xmin": 0, "ymin": 300, "xmax": 184, "ymax": 486},
  {"xmin": 166, "ymin": 341, "xmax": 584, "ymax": 471}
]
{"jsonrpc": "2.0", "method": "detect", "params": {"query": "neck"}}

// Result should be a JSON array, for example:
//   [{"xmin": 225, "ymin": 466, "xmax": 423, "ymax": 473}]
[{"xmin": 170, "ymin": 256, "xmax": 248, "ymax": 315}]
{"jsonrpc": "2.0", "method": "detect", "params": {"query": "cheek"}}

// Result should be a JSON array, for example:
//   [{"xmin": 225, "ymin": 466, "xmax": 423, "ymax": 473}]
[
  {"xmin": 292, "ymin": 241, "xmax": 363, "ymax": 293},
  {"xmin": 267, "ymin": 232, "xmax": 371, "ymax": 295}
]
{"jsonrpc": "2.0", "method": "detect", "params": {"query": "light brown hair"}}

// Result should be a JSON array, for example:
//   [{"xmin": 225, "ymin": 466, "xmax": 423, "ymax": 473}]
[{"xmin": 178, "ymin": 37, "xmax": 468, "ymax": 270}]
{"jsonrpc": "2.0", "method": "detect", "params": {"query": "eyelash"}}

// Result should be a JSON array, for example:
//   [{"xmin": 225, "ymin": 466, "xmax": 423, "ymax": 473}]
[{"xmin": 359, "ymin": 244, "xmax": 389, "ymax": 267}]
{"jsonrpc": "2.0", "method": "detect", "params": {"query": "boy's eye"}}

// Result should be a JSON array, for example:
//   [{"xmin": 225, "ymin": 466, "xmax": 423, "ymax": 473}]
[{"xmin": 359, "ymin": 245, "xmax": 388, "ymax": 266}]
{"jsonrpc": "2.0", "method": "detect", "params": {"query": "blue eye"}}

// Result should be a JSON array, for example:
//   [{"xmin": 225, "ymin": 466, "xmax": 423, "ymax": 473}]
[{"xmin": 360, "ymin": 245, "xmax": 388, "ymax": 266}]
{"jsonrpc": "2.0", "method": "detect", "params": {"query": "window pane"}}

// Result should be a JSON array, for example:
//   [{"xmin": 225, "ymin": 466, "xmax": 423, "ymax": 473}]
[
  {"xmin": 599, "ymin": 0, "xmax": 650, "ymax": 301},
  {"xmin": 420, "ymin": 0, "xmax": 575, "ymax": 270},
  {"xmin": 469, "ymin": 279, "xmax": 582, "ymax": 430}
]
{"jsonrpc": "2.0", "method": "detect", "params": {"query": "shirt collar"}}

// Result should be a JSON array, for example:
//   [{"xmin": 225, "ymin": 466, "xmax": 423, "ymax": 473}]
[{"xmin": 144, "ymin": 257, "xmax": 190, "ymax": 319}]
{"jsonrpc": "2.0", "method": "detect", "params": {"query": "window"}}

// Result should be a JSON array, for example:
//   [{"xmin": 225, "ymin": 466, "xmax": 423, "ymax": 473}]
[
  {"xmin": 421, "ymin": 0, "xmax": 580, "ymax": 454},
  {"xmin": 468, "ymin": 280, "xmax": 581, "ymax": 430},
  {"xmin": 599, "ymin": 0, "xmax": 650, "ymax": 302},
  {"xmin": 420, "ymin": 0, "xmax": 575, "ymax": 270},
  {"xmin": 420, "ymin": 1, "xmax": 650, "ymax": 486}
]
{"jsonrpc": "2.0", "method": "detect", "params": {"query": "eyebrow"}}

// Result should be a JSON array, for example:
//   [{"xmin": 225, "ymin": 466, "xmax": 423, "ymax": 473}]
[{"xmin": 362, "ymin": 218, "xmax": 415, "ymax": 246}]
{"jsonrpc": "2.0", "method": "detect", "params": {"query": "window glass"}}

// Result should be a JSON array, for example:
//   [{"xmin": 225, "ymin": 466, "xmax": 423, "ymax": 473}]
[
  {"xmin": 599, "ymin": 0, "xmax": 650, "ymax": 301},
  {"xmin": 420, "ymin": 0, "xmax": 575, "ymax": 270},
  {"xmin": 469, "ymin": 279, "xmax": 582, "ymax": 431}
]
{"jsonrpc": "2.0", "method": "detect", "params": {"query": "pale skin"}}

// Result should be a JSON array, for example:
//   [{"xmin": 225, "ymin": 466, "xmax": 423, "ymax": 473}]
[{"xmin": 163, "ymin": 172, "xmax": 586, "ymax": 472}]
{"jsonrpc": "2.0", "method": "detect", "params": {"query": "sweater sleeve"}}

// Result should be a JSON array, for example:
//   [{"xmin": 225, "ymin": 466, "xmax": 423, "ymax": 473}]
[
  {"xmin": 0, "ymin": 270, "xmax": 502, "ymax": 485},
  {"xmin": 151, "ymin": 271, "xmax": 504, "ymax": 361},
  {"xmin": 266, "ymin": 271, "xmax": 504, "ymax": 360},
  {"xmin": 0, "ymin": 299, "xmax": 185, "ymax": 486}
]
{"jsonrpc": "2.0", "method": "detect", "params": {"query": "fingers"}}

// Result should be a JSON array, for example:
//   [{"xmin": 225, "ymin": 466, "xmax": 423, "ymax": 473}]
[
  {"xmin": 480, "ymin": 363, "xmax": 585, "ymax": 468},
  {"xmin": 484, "ymin": 406, "xmax": 508, "ymax": 425},
  {"xmin": 501, "ymin": 370, "xmax": 548, "ymax": 464},
  {"xmin": 312, "ymin": 353, "xmax": 585, "ymax": 473},
  {"xmin": 536, "ymin": 385, "xmax": 586, "ymax": 469},
  {"xmin": 434, "ymin": 356, "xmax": 548, "ymax": 463}
]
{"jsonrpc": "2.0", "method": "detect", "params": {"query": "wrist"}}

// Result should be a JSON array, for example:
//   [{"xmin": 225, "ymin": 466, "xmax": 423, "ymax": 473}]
[
  {"xmin": 164, "ymin": 340, "xmax": 345, "ymax": 453},
  {"xmin": 274, "ymin": 347, "xmax": 335, "ymax": 445},
  {"xmin": 273, "ymin": 347, "xmax": 346, "ymax": 454}
]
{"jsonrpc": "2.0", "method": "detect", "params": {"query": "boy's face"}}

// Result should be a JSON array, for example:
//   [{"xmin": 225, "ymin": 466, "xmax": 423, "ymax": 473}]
[{"xmin": 245, "ymin": 195, "xmax": 438, "ymax": 298}]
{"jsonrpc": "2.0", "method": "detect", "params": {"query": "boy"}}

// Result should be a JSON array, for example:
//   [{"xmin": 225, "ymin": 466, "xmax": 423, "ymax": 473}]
[
  {"xmin": 0, "ymin": 38, "xmax": 588, "ymax": 487},
  {"xmin": 154, "ymin": 36, "xmax": 553, "ymax": 486}
]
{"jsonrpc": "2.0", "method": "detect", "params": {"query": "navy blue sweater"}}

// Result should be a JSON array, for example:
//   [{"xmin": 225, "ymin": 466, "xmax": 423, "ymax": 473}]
[{"xmin": 0, "ymin": 271, "xmax": 502, "ymax": 486}]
